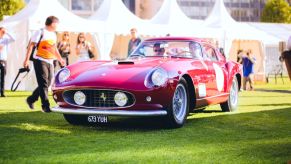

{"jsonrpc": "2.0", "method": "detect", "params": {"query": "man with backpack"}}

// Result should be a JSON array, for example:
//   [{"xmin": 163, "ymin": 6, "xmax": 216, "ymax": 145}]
[{"xmin": 23, "ymin": 16, "xmax": 65, "ymax": 113}]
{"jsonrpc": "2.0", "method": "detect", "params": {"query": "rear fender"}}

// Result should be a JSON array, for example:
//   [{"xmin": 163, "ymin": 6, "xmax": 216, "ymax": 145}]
[{"xmin": 225, "ymin": 61, "xmax": 242, "ymax": 92}]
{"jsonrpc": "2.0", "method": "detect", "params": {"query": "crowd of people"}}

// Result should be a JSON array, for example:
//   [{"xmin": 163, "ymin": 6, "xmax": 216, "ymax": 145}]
[{"xmin": 0, "ymin": 15, "xmax": 266, "ymax": 113}]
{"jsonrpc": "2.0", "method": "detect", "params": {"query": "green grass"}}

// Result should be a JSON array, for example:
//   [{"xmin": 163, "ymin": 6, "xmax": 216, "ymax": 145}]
[{"xmin": 0, "ymin": 78, "xmax": 291, "ymax": 163}]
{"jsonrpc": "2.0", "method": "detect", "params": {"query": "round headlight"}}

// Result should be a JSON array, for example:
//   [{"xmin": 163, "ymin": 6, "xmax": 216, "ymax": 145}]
[
  {"xmin": 74, "ymin": 91, "xmax": 86, "ymax": 105},
  {"xmin": 58, "ymin": 68, "xmax": 70, "ymax": 83},
  {"xmin": 151, "ymin": 68, "xmax": 168, "ymax": 86},
  {"xmin": 114, "ymin": 92, "xmax": 128, "ymax": 107}
]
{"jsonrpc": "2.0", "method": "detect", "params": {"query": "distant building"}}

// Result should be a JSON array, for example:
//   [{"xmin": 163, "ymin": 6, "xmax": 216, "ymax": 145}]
[
  {"xmin": 24, "ymin": 0, "xmax": 290, "ymax": 22},
  {"xmin": 176, "ymin": 0, "xmax": 268, "ymax": 22}
]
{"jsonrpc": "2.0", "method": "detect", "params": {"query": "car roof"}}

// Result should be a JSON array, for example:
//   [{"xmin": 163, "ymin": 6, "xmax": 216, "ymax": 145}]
[{"xmin": 144, "ymin": 37, "xmax": 213, "ymax": 45}]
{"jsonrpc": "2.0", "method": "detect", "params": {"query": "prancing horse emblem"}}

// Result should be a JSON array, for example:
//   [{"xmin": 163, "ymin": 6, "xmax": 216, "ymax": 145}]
[{"xmin": 100, "ymin": 93, "xmax": 107, "ymax": 102}]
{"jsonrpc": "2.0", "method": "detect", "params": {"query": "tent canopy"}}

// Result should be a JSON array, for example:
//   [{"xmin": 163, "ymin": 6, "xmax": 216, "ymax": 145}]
[
  {"xmin": 89, "ymin": 0, "xmax": 150, "ymax": 35},
  {"xmin": 149, "ymin": 0, "xmax": 205, "ymax": 36},
  {"xmin": 0, "ymin": 0, "xmax": 104, "ymax": 32},
  {"xmin": 248, "ymin": 22, "xmax": 291, "ymax": 42},
  {"xmin": 0, "ymin": 0, "xmax": 104, "ymax": 91},
  {"xmin": 203, "ymin": 0, "xmax": 280, "ymax": 45}
]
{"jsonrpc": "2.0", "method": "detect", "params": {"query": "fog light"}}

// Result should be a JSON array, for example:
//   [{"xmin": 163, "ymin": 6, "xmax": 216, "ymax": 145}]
[
  {"xmin": 146, "ymin": 96, "xmax": 151, "ymax": 102},
  {"xmin": 74, "ymin": 91, "xmax": 86, "ymax": 105},
  {"xmin": 114, "ymin": 92, "xmax": 128, "ymax": 107}
]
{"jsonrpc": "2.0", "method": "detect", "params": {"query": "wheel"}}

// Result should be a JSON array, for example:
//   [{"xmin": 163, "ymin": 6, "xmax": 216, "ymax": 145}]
[
  {"xmin": 63, "ymin": 114, "xmax": 88, "ymax": 125},
  {"xmin": 220, "ymin": 77, "xmax": 239, "ymax": 112},
  {"xmin": 166, "ymin": 78, "xmax": 189, "ymax": 128}
]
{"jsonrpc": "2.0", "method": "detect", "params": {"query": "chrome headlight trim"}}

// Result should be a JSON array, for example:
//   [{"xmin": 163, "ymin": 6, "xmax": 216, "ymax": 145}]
[
  {"xmin": 73, "ymin": 91, "xmax": 86, "ymax": 105},
  {"xmin": 114, "ymin": 92, "xmax": 128, "ymax": 107},
  {"xmin": 145, "ymin": 68, "xmax": 168, "ymax": 87},
  {"xmin": 58, "ymin": 68, "xmax": 70, "ymax": 83}
]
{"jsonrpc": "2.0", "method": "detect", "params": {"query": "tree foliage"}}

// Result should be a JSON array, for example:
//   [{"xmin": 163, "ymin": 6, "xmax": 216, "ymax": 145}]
[
  {"xmin": 0, "ymin": 0, "xmax": 26, "ymax": 21},
  {"xmin": 261, "ymin": 0, "xmax": 291, "ymax": 23}
]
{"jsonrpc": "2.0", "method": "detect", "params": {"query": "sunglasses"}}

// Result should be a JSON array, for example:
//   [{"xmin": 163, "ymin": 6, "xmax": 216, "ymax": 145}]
[{"xmin": 64, "ymin": 34, "xmax": 69, "ymax": 36}]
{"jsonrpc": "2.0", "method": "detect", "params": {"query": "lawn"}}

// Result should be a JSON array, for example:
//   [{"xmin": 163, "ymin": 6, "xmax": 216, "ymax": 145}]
[{"xmin": 0, "ymin": 78, "xmax": 290, "ymax": 163}]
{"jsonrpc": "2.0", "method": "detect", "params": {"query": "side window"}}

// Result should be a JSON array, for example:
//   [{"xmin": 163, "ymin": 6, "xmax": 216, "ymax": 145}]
[
  {"xmin": 202, "ymin": 45, "xmax": 218, "ymax": 62},
  {"xmin": 189, "ymin": 42, "xmax": 203, "ymax": 59}
]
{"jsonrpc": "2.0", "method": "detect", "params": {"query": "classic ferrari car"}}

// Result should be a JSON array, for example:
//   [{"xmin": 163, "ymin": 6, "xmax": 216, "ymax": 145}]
[{"xmin": 52, "ymin": 37, "xmax": 242, "ymax": 128}]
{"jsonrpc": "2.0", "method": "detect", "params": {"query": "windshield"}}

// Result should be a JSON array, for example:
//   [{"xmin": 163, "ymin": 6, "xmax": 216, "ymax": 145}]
[{"xmin": 129, "ymin": 40, "xmax": 203, "ymax": 59}]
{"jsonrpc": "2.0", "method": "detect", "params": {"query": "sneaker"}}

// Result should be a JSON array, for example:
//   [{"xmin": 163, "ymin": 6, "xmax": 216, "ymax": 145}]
[
  {"xmin": 41, "ymin": 106, "xmax": 51, "ymax": 113},
  {"xmin": 1, "ymin": 94, "xmax": 6, "ymax": 97},
  {"xmin": 26, "ymin": 98, "xmax": 34, "ymax": 109}
]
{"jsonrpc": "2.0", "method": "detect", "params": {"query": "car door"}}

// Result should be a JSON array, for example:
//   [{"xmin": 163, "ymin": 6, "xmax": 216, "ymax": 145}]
[
  {"xmin": 201, "ymin": 44, "xmax": 217, "ymax": 99},
  {"xmin": 188, "ymin": 42, "xmax": 212, "ymax": 107},
  {"xmin": 203, "ymin": 45, "xmax": 228, "ymax": 97}
]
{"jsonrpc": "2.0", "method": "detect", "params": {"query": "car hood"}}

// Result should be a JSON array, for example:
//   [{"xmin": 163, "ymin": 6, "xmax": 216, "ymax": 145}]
[{"xmin": 62, "ymin": 58, "xmax": 171, "ymax": 90}]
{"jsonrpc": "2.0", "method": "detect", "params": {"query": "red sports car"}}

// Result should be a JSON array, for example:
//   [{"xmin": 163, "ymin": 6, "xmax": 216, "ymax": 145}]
[{"xmin": 52, "ymin": 37, "xmax": 242, "ymax": 128}]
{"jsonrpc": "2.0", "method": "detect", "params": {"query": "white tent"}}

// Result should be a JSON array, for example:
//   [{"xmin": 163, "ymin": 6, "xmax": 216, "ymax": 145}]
[
  {"xmin": 89, "ymin": 0, "xmax": 150, "ymax": 35},
  {"xmin": 246, "ymin": 22, "xmax": 291, "ymax": 76},
  {"xmin": 0, "ymin": 0, "xmax": 104, "ymax": 91},
  {"xmin": 1, "ymin": 0, "xmax": 104, "ymax": 32},
  {"xmin": 203, "ymin": 0, "xmax": 280, "ymax": 46},
  {"xmin": 89, "ymin": 0, "xmax": 155, "ymax": 60},
  {"xmin": 149, "ymin": 0, "xmax": 209, "ymax": 36},
  {"xmin": 247, "ymin": 22, "xmax": 291, "ymax": 42},
  {"xmin": 203, "ymin": 0, "xmax": 281, "ymax": 81}
]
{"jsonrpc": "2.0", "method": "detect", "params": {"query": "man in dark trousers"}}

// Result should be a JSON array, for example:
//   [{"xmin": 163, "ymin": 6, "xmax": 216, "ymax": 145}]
[
  {"xmin": 0, "ymin": 27, "xmax": 15, "ymax": 97},
  {"xmin": 23, "ymin": 16, "xmax": 65, "ymax": 113}
]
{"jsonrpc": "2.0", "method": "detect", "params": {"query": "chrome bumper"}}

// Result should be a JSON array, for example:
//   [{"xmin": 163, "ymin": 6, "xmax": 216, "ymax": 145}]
[{"xmin": 51, "ymin": 106, "xmax": 167, "ymax": 116}]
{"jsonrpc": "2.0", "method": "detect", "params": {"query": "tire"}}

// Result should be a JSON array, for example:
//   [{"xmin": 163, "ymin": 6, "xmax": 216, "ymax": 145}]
[
  {"xmin": 63, "ymin": 114, "xmax": 88, "ymax": 125},
  {"xmin": 220, "ymin": 77, "xmax": 239, "ymax": 112},
  {"xmin": 166, "ymin": 78, "xmax": 189, "ymax": 128}
]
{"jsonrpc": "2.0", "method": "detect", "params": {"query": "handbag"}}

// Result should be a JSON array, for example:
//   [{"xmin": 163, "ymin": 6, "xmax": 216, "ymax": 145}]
[
  {"xmin": 29, "ymin": 29, "xmax": 44, "ymax": 61},
  {"xmin": 11, "ymin": 67, "xmax": 30, "ymax": 91},
  {"xmin": 88, "ymin": 49, "xmax": 95, "ymax": 59},
  {"xmin": 58, "ymin": 42, "xmax": 70, "ymax": 58}
]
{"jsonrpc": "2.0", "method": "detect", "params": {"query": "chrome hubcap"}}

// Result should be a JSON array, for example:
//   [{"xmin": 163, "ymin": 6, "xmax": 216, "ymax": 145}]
[
  {"xmin": 230, "ymin": 79, "xmax": 238, "ymax": 107},
  {"xmin": 173, "ymin": 84, "xmax": 187, "ymax": 122}
]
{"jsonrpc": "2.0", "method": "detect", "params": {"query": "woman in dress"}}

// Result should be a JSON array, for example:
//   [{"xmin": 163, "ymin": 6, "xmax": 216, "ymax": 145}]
[
  {"xmin": 55, "ymin": 31, "xmax": 70, "ymax": 67},
  {"xmin": 76, "ymin": 32, "xmax": 94, "ymax": 62}
]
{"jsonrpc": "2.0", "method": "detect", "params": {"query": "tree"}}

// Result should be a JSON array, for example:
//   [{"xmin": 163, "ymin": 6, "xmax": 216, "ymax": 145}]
[
  {"xmin": 0, "ymin": 0, "xmax": 26, "ymax": 21},
  {"xmin": 261, "ymin": 0, "xmax": 291, "ymax": 23}
]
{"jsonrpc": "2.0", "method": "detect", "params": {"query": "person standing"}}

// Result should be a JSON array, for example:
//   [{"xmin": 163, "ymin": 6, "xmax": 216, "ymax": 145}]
[
  {"xmin": 75, "ymin": 32, "xmax": 94, "ymax": 62},
  {"xmin": 241, "ymin": 49, "xmax": 256, "ymax": 91},
  {"xmin": 54, "ymin": 31, "xmax": 70, "ymax": 69},
  {"xmin": 127, "ymin": 28, "xmax": 141, "ymax": 56},
  {"xmin": 0, "ymin": 27, "xmax": 15, "ymax": 97},
  {"xmin": 23, "ymin": 16, "xmax": 65, "ymax": 113},
  {"xmin": 236, "ymin": 49, "xmax": 243, "ymax": 64}
]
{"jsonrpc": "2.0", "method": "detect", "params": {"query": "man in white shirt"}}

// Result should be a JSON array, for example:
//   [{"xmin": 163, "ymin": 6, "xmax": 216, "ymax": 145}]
[
  {"xmin": 23, "ymin": 16, "xmax": 65, "ymax": 113},
  {"xmin": 0, "ymin": 27, "xmax": 15, "ymax": 97}
]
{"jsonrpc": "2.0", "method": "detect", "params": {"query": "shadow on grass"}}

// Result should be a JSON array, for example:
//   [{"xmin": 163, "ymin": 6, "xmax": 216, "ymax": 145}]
[
  {"xmin": 4, "ymin": 94, "xmax": 31, "ymax": 98},
  {"xmin": 190, "ymin": 109, "xmax": 223, "ymax": 113},
  {"xmin": 255, "ymin": 89, "xmax": 291, "ymax": 94},
  {"xmin": 240, "ymin": 103, "xmax": 291, "ymax": 107},
  {"xmin": 0, "ymin": 107, "xmax": 290, "ymax": 132},
  {"xmin": 0, "ymin": 107, "xmax": 290, "ymax": 162}
]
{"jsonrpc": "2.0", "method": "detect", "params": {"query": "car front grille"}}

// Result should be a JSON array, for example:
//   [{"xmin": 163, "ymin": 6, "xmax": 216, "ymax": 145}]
[{"xmin": 63, "ymin": 89, "xmax": 135, "ymax": 108}]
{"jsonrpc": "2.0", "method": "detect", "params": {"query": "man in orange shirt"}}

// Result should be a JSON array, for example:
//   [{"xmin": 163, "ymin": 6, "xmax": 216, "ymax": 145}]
[{"xmin": 23, "ymin": 16, "xmax": 65, "ymax": 113}]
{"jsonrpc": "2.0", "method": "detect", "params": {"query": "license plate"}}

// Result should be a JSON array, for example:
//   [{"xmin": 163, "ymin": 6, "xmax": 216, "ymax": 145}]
[{"xmin": 87, "ymin": 115, "xmax": 108, "ymax": 123}]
